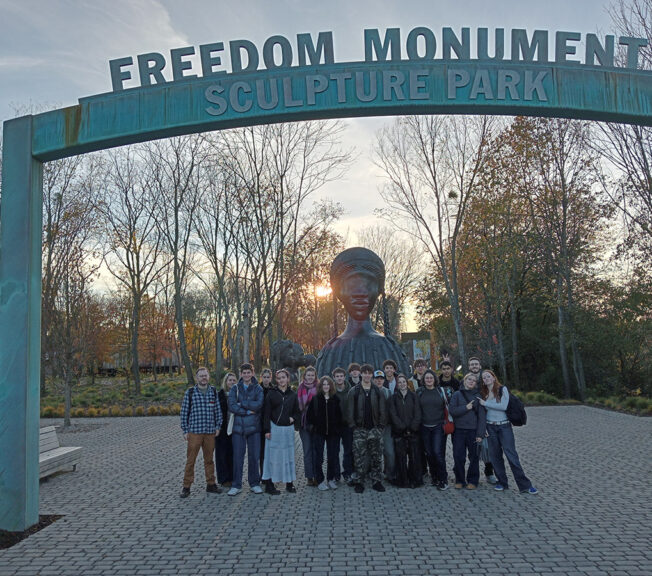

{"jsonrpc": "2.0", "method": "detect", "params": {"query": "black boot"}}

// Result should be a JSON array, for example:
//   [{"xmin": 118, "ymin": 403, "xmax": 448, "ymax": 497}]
[
  {"xmin": 286, "ymin": 482, "xmax": 296, "ymax": 493},
  {"xmin": 265, "ymin": 481, "xmax": 280, "ymax": 495}
]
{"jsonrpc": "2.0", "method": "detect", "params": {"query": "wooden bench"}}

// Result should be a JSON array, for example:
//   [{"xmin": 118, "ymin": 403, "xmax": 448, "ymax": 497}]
[{"xmin": 39, "ymin": 426, "xmax": 82, "ymax": 479}]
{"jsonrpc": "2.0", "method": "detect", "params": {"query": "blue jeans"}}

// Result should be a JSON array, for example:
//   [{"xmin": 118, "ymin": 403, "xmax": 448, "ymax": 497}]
[
  {"xmin": 299, "ymin": 427, "xmax": 315, "ymax": 479},
  {"xmin": 452, "ymin": 428, "xmax": 480, "ymax": 486},
  {"xmin": 231, "ymin": 432, "xmax": 261, "ymax": 489},
  {"xmin": 339, "ymin": 427, "xmax": 353, "ymax": 479},
  {"xmin": 215, "ymin": 432, "xmax": 233, "ymax": 484},
  {"xmin": 442, "ymin": 432, "xmax": 453, "ymax": 479},
  {"xmin": 312, "ymin": 433, "xmax": 340, "ymax": 483},
  {"xmin": 421, "ymin": 424, "xmax": 446, "ymax": 484},
  {"xmin": 486, "ymin": 423, "xmax": 533, "ymax": 491}
]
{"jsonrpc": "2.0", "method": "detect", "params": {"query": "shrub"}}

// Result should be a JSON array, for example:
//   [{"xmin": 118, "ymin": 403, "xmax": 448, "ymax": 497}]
[
  {"xmin": 635, "ymin": 397, "xmax": 650, "ymax": 412},
  {"xmin": 108, "ymin": 405, "xmax": 121, "ymax": 416},
  {"xmin": 41, "ymin": 406, "xmax": 55, "ymax": 418},
  {"xmin": 147, "ymin": 406, "xmax": 159, "ymax": 416},
  {"xmin": 142, "ymin": 384, "xmax": 156, "ymax": 397},
  {"xmin": 86, "ymin": 407, "xmax": 98, "ymax": 418},
  {"xmin": 135, "ymin": 406, "xmax": 145, "ymax": 416},
  {"xmin": 623, "ymin": 396, "xmax": 638, "ymax": 410},
  {"xmin": 159, "ymin": 406, "xmax": 170, "ymax": 416},
  {"xmin": 168, "ymin": 403, "xmax": 181, "ymax": 415},
  {"xmin": 72, "ymin": 407, "xmax": 86, "ymax": 418},
  {"xmin": 98, "ymin": 408, "xmax": 110, "ymax": 417}
]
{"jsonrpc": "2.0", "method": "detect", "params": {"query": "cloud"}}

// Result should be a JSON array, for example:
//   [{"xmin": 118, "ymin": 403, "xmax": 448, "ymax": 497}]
[{"xmin": 0, "ymin": 0, "xmax": 188, "ymax": 107}]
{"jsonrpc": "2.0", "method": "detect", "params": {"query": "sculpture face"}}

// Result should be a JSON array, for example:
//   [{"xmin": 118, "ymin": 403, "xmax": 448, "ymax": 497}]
[{"xmin": 337, "ymin": 273, "xmax": 379, "ymax": 321}]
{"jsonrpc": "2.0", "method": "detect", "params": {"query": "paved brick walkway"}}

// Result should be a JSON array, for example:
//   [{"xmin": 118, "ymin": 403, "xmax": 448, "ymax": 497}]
[{"xmin": 1, "ymin": 406, "xmax": 650, "ymax": 575}]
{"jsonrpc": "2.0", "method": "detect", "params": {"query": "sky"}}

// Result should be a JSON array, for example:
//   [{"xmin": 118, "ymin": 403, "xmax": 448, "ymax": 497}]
[
  {"xmin": 0, "ymin": 1, "xmax": 621, "ymax": 327},
  {"xmin": 0, "ymin": 0, "xmax": 619, "ymax": 229}
]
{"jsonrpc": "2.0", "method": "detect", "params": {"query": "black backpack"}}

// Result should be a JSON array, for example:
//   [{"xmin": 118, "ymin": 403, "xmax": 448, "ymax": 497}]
[{"xmin": 501, "ymin": 387, "xmax": 527, "ymax": 426}]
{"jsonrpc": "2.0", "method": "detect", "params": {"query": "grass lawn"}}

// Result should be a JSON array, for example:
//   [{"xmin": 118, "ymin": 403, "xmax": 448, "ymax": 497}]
[
  {"xmin": 40, "ymin": 375, "xmax": 191, "ymax": 417},
  {"xmin": 38, "ymin": 377, "xmax": 651, "ymax": 418}
]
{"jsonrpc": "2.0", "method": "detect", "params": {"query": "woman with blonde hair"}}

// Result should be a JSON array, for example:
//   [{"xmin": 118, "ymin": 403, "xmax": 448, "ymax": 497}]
[
  {"xmin": 215, "ymin": 372, "xmax": 236, "ymax": 487},
  {"xmin": 297, "ymin": 366, "xmax": 319, "ymax": 485},
  {"xmin": 449, "ymin": 373, "xmax": 485, "ymax": 490},
  {"xmin": 262, "ymin": 369, "xmax": 300, "ymax": 494},
  {"xmin": 479, "ymin": 370, "xmax": 538, "ymax": 495}
]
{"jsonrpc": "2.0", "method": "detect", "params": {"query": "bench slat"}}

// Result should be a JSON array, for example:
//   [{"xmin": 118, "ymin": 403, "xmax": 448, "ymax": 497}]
[
  {"xmin": 39, "ymin": 427, "xmax": 81, "ymax": 479},
  {"xmin": 40, "ymin": 438, "xmax": 60, "ymax": 453}
]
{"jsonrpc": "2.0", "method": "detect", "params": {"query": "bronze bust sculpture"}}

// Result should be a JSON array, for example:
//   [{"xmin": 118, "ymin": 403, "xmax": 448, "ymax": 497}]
[{"xmin": 315, "ymin": 247, "xmax": 410, "ymax": 377}]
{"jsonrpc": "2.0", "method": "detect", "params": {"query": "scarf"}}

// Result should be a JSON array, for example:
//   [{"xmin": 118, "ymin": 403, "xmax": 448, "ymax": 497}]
[{"xmin": 297, "ymin": 379, "xmax": 317, "ymax": 427}]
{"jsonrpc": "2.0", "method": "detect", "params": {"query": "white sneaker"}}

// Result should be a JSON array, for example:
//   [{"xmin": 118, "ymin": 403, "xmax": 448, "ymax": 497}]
[
  {"xmin": 317, "ymin": 481, "xmax": 329, "ymax": 491},
  {"xmin": 328, "ymin": 480, "xmax": 338, "ymax": 490},
  {"xmin": 227, "ymin": 487, "xmax": 241, "ymax": 496},
  {"xmin": 487, "ymin": 474, "xmax": 498, "ymax": 484},
  {"xmin": 250, "ymin": 485, "xmax": 264, "ymax": 494}
]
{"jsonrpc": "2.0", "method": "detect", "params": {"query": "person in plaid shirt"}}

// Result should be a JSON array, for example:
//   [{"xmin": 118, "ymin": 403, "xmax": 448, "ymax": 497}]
[{"xmin": 180, "ymin": 367, "xmax": 223, "ymax": 498}]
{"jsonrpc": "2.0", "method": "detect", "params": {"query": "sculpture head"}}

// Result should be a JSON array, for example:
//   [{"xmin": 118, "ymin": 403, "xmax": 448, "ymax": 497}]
[{"xmin": 330, "ymin": 247, "xmax": 385, "ymax": 322}]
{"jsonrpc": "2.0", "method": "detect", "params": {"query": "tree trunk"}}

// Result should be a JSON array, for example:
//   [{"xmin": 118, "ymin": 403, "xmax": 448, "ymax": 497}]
[
  {"xmin": 565, "ymin": 276, "xmax": 587, "ymax": 400},
  {"xmin": 63, "ymin": 371, "xmax": 72, "ymax": 428},
  {"xmin": 496, "ymin": 322, "xmax": 508, "ymax": 386},
  {"xmin": 215, "ymin": 316, "xmax": 223, "ymax": 377},
  {"xmin": 450, "ymin": 303, "xmax": 466, "ymax": 369},
  {"xmin": 506, "ymin": 278, "xmax": 521, "ymax": 390},
  {"xmin": 131, "ymin": 293, "xmax": 142, "ymax": 395},
  {"xmin": 40, "ymin": 361, "xmax": 47, "ymax": 397},
  {"xmin": 242, "ymin": 301, "xmax": 250, "ymax": 365},
  {"xmin": 254, "ymin": 325, "xmax": 263, "ymax": 372},
  {"xmin": 174, "ymin": 285, "xmax": 194, "ymax": 386},
  {"xmin": 556, "ymin": 301, "xmax": 572, "ymax": 399},
  {"xmin": 446, "ymin": 252, "xmax": 467, "ymax": 367}
]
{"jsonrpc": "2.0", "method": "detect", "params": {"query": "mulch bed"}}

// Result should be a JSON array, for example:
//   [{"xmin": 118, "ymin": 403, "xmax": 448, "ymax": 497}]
[{"xmin": 0, "ymin": 515, "xmax": 63, "ymax": 550}]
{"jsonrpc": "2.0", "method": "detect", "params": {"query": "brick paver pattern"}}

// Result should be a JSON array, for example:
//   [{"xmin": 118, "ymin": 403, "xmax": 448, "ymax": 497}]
[{"xmin": 1, "ymin": 406, "xmax": 650, "ymax": 575}]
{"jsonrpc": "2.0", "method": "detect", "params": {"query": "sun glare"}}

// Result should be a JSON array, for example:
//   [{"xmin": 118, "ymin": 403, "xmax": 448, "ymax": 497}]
[{"xmin": 314, "ymin": 284, "xmax": 332, "ymax": 298}]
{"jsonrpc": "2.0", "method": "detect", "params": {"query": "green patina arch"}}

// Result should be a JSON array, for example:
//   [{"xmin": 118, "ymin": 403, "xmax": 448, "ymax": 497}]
[{"xmin": 1, "ymin": 58, "xmax": 651, "ymax": 530}]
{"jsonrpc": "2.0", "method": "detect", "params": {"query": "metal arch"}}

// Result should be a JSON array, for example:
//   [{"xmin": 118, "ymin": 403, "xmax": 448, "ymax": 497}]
[{"xmin": 1, "ymin": 58, "xmax": 651, "ymax": 531}]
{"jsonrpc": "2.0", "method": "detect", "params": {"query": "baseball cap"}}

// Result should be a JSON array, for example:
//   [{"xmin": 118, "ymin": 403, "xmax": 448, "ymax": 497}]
[{"xmin": 373, "ymin": 370, "xmax": 385, "ymax": 378}]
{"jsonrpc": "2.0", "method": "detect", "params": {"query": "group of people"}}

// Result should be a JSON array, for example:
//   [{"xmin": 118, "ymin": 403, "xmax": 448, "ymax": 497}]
[{"xmin": 179, "ymin": 357, "xmax": 538, "ymax": 497}]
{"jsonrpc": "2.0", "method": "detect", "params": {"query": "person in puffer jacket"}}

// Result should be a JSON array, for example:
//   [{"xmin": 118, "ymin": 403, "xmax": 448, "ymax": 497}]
[
  {"xmin": 227, "ymin": 363, "xmax": 264, "ymax": 496},
  {"xmin": 449, "ymin": 373, "xmax": 486, "ymax": 490}
]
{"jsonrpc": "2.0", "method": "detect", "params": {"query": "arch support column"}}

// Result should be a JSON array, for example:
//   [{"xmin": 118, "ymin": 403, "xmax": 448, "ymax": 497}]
[{"xmin": 0, "ymin": 115, "xmax": 43, "ymax": 531}]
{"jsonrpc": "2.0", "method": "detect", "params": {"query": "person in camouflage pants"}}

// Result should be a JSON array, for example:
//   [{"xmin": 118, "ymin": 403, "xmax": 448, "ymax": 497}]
[{"xmin": 346, "ymin": 364, "xmax": 387, "ymax": 493}]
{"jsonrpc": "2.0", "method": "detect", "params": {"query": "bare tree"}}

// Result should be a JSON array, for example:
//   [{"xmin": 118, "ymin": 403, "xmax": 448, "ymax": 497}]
[
  {"xmin": 97, "ymin": 147, "xmax": 165, "ymax": 394},
  {"xmin": 41, "ymin": 154, "xmax": 92, "ymax": 395},
  {"xmin": 200, "ymin": 122, "xmax": 350, "ymax": 369},
  {"xmin": 47, "ymin": 157, "xmax": 102, "ymax": 426},
  {"xmin": 375, "ymin": 115, "xmax": 495, "ymax": 367},
  {"xmin": 356, "ymin": 224, "xmax": 423, "ymax": 336},
  {"xmin": 595, "ymin": 0, "xmax": 652, "ymax": 262},
  {"xmin": 147, "ymin": 135, "xmax": 207, "ymax": 385}
]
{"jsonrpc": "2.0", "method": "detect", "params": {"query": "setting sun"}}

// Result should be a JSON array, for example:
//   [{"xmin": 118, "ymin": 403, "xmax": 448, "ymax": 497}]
[{"xmin": 314, "ymin": 284, "xmax": 332, "ymax": 298}]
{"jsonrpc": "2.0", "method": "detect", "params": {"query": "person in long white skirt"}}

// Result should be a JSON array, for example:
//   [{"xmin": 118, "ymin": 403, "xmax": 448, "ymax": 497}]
[{"xmin": 262, "ymin": 369, "xmax": 301, "ymax": 494}]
